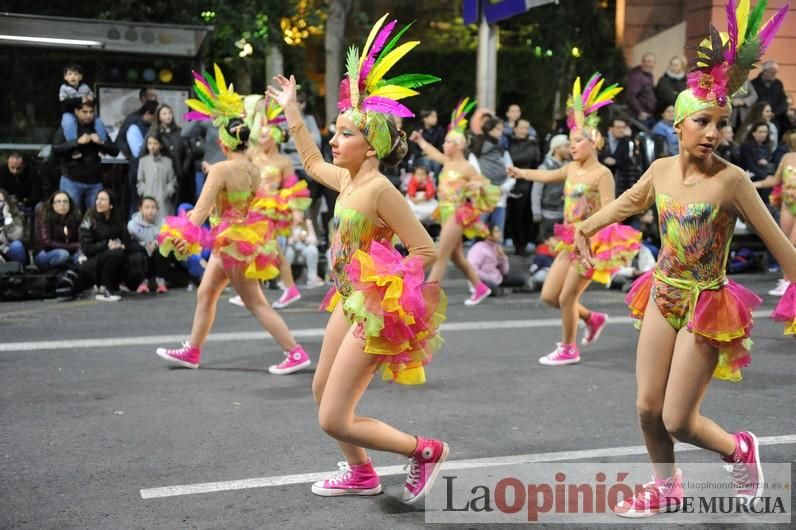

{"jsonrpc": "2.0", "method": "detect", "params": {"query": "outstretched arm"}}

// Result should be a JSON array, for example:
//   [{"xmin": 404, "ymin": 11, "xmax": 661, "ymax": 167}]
[
  {"xmin": 269, "ymin": 75, "xmax": 347, "ymax": 192},
  {"xmin": 578, "ymin": 166, "xmax": 655, "ymax": 238},
  {"xmin": 507, "ymin": 164, "xmax": 567, "ymax": 184},
  {"xmin": 409, "ymin": 130, "xmax": 449, "ymax": 166}
]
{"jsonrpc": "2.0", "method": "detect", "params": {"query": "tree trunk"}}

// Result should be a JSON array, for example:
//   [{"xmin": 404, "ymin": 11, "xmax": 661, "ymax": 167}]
[{"xmin": 324, "ymin": 0, "xmax": 352, "ymax": 127}]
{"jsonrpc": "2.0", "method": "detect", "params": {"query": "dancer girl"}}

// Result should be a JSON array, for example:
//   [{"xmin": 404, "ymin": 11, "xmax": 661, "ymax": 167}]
[
  {"xmin": 410, "ymin": 97, "xmax": 500, "ymax": 305},
  {"xmin": 156, "ymin": 66, "xmax": 310, "ymax": 375},
  {"xmin": 507, "ymin": 74, "xmax": 640, "ymax": 365},
  {"xmin": 574, "ymin": 2, "xmax": 795, "ymax": 516},
  {"xmin": 269, "ymin": 14, "xmax": 449, "ymax": 504}
]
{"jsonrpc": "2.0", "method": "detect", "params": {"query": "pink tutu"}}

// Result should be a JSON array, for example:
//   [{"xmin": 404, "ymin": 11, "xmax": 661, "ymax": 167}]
[
  {"xmin": 555, "ymin": 222, "xmax": 641, "ymax": 285},
  {"xmin": 157, "ymin": 211, "xmax": 209, "ymax": 260},
  {"xmin": 771, "ymin": 282, "xmax": 796, "ymax": 336}
]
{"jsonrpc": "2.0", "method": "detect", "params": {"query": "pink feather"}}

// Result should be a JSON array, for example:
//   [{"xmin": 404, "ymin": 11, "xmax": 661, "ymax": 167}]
[
  {"xmin": 726, "ymin": 0, "xmax": 738, "ymax": 62},
  {"xmin": 185, "ymin": 111, "xmax": 211, "ymax": 121},
  {"xmin": 192, "ymin": 71, "xmax": 212, "ymax": 91},
  {"xmin": 361, "ymin": 96, "xmax": 415, "ymax": 117},
  {"xmin": 580, "ymin": 73, "xmax": 601, "ymax": 106},
  {"xmin": 338, "ymin": 78, "xmax": 352, "ymax": 111},
  {"xmin": 359, "ymin": 19, "xmax": 398, "ymax": 86},
  {"xmin": 584, "ymin": 100, "xmax": 615, "ymax": 114},
  {"xmin": 758, "ymin": 3, "xmax": 789, "ymax": 54}
]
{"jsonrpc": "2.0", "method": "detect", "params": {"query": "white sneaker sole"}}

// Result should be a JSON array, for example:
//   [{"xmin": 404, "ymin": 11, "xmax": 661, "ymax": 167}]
[
  {"xmin": 156, "ymin": 348, "xmax": 199, "ymax": 369},
  {"xmin": 581, "ymin": 315, "xmax": 608, "ymax": 346},
  {"xmin": 273, "ymin": 294, "xmax": 301, "ymax": 309},
  {"xmin": 311, "ymin": 483, "xmax": 383, "ymax": 496},
  {"xmin": 464, "ymin": 290, "xmax": 491, "ymax": 306},
  {"xmin": 538, "ymin": 356, "xmax": 581, "ymax": 366},
  {"xmin": 228, "ymin": 296, "xmax": 245, "ymax": 307},
  {"xmin": 268, "ymin": 359, "xmax": 311, "ymax": 375},
  {"xmin": 402, "ymin": 443, "xmax": 450, "ymax": 505}
]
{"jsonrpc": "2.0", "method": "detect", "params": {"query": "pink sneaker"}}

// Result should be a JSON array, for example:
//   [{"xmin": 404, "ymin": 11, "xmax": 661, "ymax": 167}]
[
  {"xmin": 464, "ymin": 282, "xmax": 491, "ymax": 306},
  {"xmin": 273, "ymin": 285, "xmax": 301, "ymax": 309},
  {"xmin": 538, "ymin": 343, "xmax": 580, "ymax": 366},
  {"xmin": 136, "ymin": 281, "xmax": 150, "ymax": 294},
  {"xmin": 268, "ymin": 345, "xmax": 311, "ymax": 375},
  {"xmin": 311, "ymin": 460, "xmax": 383, "ymax": 496},
  {"xmin": 402, "ymin": 436, "xmax": 449, "ymax": 505},
  {"xmin": 722, "ymin": 431, "xmax": 763, "ymax": 499},
  {"xmin": 581, "ymin": 311, "xmax": 607, "ymax": 346},
  {"xmin": 156, "ymin": 342, "xmax": 201, "ymax": 369},
  {"xmin": 155, "ymin": 278, "xmax": 168, "ymax": 293},
  {"xmin": 614, "ymin": 469, "xmax": 683, "ymax": 518}
]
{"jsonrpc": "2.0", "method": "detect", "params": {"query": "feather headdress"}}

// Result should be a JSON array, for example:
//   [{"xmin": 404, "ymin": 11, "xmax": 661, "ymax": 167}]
[
  {"xmin": 337, "ymin": 13, "xmax": 440, "ymax": 158},
  {"xmin": 185, "ymin": 64, "xmax": 245, "ymax": 149},
  {"xmin": 244, "ymin": 93, "xmax": 287, "ymax": 144},
  {"xmin": 448, "ymin": 97, "xmax": 478, "ymax": 137},
  {"xmin": 676, "ymin": 0, "xmax": 789, "ymax": 123},
  {"xmin": 566, "ymin": 73, "xmax": 622, "ymax": 136}
]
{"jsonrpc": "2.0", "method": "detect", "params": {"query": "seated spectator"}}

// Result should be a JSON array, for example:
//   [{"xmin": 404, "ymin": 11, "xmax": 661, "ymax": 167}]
[
  {"xmin": 716, "ymin": 124, "xmax": 741, "ymax": 165},
  {"xmin": 79, "ymin": 189, "xmax": 131, "ymax": 302},
  {"xmin": 740, "ymin": 121, "xmax": 777, "ymax": 202},
  {"xmin": 466, "ymin": 225, "xmax": 525, "ymax": 295},
  {"xmin": 58, "ymin": 64, "xmax": 108, "ymax": 143},
  {"xmin": 651, "ymin": 105, "xmax": 679, "ymax": 155},
  {"xmin": 137, "ymin": 134, "xmax": 177, "ymax": 215},
  {"xmin": 736, "ymin": 101, "xmax": 778, "ymax": 150},
  {"xmin": 284, "ymin": 211, "xmax": 324, "ymax": 289},
  {"xmin": 405, "ymin": 165, "xmax": 438, "ymax": 223},
  {"xmin": 526, "ymin": 235, "xmax": 558, "ymax": 291},
  {"xmin": 127, "ymin": 196, "xmax": 169, "ymax": 293},
  {"xmin": 0, "ymin": 189, "xmax": 26, "ymax": 266},
  {"xmin": 34, "ymin": 191, "xmax": 81, "ymax": 270}
]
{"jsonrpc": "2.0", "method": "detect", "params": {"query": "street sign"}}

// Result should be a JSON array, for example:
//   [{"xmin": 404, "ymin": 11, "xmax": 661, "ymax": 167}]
[{"xmin": 464, "ymin": 0, "xmax": 558, "ymax": 25}]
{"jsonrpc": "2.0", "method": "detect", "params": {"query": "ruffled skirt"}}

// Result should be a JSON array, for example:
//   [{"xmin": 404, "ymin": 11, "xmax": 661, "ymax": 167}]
[{"xmin": 554, "ymin": 222, "xmax": 642, "ymax": 285}]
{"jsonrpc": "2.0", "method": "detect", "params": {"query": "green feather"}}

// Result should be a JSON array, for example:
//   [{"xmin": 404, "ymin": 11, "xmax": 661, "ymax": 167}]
[
  {"xmin": 345, "ymin": 45, "xmax": 360, "ymax": 82},
  {"xmin": 380, "ymin": 73, "xmax": 441, "ymax": 89},
  {"xmin": 202, "ymin": 70, "xmax": 219, "ymax": 94},
  {"xmin": 736, "ymin": 37, "xmax": 762, "ymax": 68},
  {"xmin": 745, "ymin": 0, "xmax": 768, "ymax": 39},
  {"xmin": 375, "ymin": 21, "xmax": 415, "ymax": 65},
  {"xmin": 462, "ymin": 100, "xmax": 477, "ymax": 116},
  {"xmin": 193, "ymin": 87, "xmax": 214, "ymax": 109}
]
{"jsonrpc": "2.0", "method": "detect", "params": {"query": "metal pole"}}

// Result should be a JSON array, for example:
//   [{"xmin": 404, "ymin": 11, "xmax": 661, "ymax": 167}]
[{"xmin": 476, "ymin": 17, "xmax": 498, "ymax": 111}]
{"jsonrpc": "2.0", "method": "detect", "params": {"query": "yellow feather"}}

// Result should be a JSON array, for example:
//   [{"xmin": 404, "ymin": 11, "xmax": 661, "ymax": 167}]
[
  {"xmin": 736, "ymin": 0, "xmax": 749, "ymax": 47},
  {"xmin": 214, "ymin": 64, "xmax": 227, "ymax": 96},
  {"xmin": 186, "ymin": 99, "xmax": 211, "ymax": 114},
  {"xmin": 369, "ymin": 84, "xmax": 419, "ymax": 100},
  {"xmin": 585, "ymin": 79, "xmax": 605, "ymax": 107},
  {"xmin": 366, "ymin": 41, "xmax": 419, "ymax": 91},
  {"xmin": 597, "ymin": 86, "xmax": 623, "ymax": 103},
  {"xmin": 359, "ymin": 13, "xmax": 390, "ymax": 69},
  {"xmin": 194, "ymin": 82, "xmax": 213, "ymax": 101},
  {"xmin": 572, "ymin": 76, "xmax": 582, "ymax": 101}
]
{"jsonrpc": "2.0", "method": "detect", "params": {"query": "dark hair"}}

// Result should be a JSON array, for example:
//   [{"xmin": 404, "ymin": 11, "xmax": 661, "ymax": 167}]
[
  {"xmin": 737, "ymin": 101, "xmax": 772, "ymax": 142},
  {"xmin": 155, "ymin": 104, "xmax": 175, "ymax": 126},
  {"xmin": 380, "ymin": 115, "xmax": 408, "ymax": 168},
  {"xmin": 86, "ymin": 189, "xmax": 121, "ymax": 226},
  {"xmin": 63, "ymin": 64, "xmax": 82, "ymax": 75},
  {"xmin": 226, "ymin": 118, "xmax": 251, "ymax": 151},
  {"xmin": 42, "ymin": 190, "xmax": 81, "ymax": 225},
  {"xmin": 746, "ymin": 120, "xmax": 772, "ymax": 148},
  {"xmin": 140, "ymin": 100, "xmax": 159, "ymax": 116},
  {"xmin": 138, "ymin": 195, "xmax": 159, "ymax": 208},
  {"xmin": 419, "ymin": 109, "xmax": 437, "ymax": 121},
  {"xmin": 609, "ymin": 117, "xmax": 628, "ymax": 128},
  {"xmin": 76, "ymin": 99, "xmax": 96, "ymax": 110},
  {"xmin": 139, "ymin": 86, "xmax": 155, "ymax": 102},
  {"xmin": 471, "ymin": 116, "xmax": 503, "ymax": 157}
]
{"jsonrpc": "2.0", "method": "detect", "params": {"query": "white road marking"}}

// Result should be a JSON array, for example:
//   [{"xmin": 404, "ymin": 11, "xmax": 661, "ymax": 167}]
[
  {"xmin": 140, "ymin": 434, "xmax": 796, "ymax": 499},
  {"xmin": 0, "ymin": 310, "xmax": 778, "ymax": 352}
]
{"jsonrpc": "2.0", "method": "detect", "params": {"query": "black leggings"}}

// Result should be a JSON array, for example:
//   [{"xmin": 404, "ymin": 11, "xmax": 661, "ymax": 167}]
[
  {"xmin": 82, "ymin": 249, "xmax": 126, "ymax": 290},
  {"xmin": 127, "ymin": 249, "xmax": 170, "ymax": 284}
]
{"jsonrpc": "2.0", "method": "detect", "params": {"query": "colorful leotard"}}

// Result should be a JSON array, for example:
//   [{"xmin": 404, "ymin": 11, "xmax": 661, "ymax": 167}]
[
  {"xmin": 249, "ymin": 164, "xmax": 311, "ymax": 238},
  {"xmin": 435, "ymin": 168, "xmax": 499, "ymax": 239},
  {"xmin": 782, "ymin": 165, "xmax": 796, "ymax": 216},
  {"xmin": 291, "ymin": 119, "xmax": 446, "ymax": 385},
  {"xmin": 578, "ymin": 157, "xmax": 796, "ymax": 382}
]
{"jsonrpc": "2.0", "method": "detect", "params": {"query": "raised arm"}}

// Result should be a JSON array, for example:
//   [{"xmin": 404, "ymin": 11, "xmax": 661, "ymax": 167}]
[
  {"xmin": 578, "ymin": 165, "xmax": 655, "ymax": 237},
  {"xmin": 376, "ymin": 184, "xmax": 437, "ymax": 269},
  {"xmin": 189, "ymin": 164, "xmax": 224, "ymax": 226},
  {"xmin": 269, "ymin": 75, "xmax": 347, "ymax": 192},
  {"xmin": 409, "ymin": 131, "xmax": 449, "ymax": 166},
  {"xmin": 507, "ymin": 164, "xmax": 567, "ymax": 184},
  {"xmin": 733, "ymin": 171, "xmax": 796, "ymax": 281}
]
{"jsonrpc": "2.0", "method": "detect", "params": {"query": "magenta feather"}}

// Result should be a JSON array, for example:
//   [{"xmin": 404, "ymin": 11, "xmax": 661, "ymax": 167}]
[
  {"xmin": 359, "ymin": 19, "xmax": 398, "ymax": 86},
  {"xmin": 584, "ymin": 100, "xmax": 615, "ymax": 114},
  {"xmin": 338, "ymin": 78, "xmax": 352, "ymax": 111},
  {"xmin": 726, "ymin": 0, "xmax": 738, "ymax": 62},
  {"xmin": 361, "ymin": 96, "xmax": 414, "ymax": 117},
  {"xmin": 758, "ymin": 3, "xmax": 789, "ymax": 54},
  {"xmin": 192, "ymin": 71, "xmax": 212, "ymax": 91},
  {"xmin": 581, "ymin": 73, "xmax": 601, "ymax": 106},
  {"xmin": 185, "ymin": 111, "xmax": 211, "ymax": 121}
]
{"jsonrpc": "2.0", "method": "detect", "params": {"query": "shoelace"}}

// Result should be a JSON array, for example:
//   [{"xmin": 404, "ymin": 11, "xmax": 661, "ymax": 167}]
[
  {"xmin": 548, "ymin": 345, "xmax": 566, "ymax": 359},
  {"xmin": 327, "ymin": 461, "xmax": 351, "ymax": 486},
  {"xmin": 628, "ymin": 480, "xmax": 663, "ymax": 507},
  {"xmin": 404, "ymin": 457, "xmax": 420, "ymax": 489},
  {"xmin": 276, "ymin": 352, "xmax": 293, "ymax": 368},
  {"xmin": 167, "ymin": 342, "xmax": 191, "ymax": 356},
  {"xmin": 725, "ymin": 457, "xmax": 751, "ymax": 489}
]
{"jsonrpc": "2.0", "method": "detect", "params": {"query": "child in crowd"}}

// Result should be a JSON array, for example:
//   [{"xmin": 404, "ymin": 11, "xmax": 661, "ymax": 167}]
[
  {"xmin": 59, "ymin": 64, "xmax": 108, "ymax": 142},
  {"xmin": 128, "ymin": 196, "xmax": 169, "ymax": 293},
  {"xmin": 405, "ymin": 165, "xmax": 438, "ymax": 223},
  {"xmin": 284, "ymin": 210, "xmax": 325, "ymax": 288},
  {"xmin": 466, "ymin": 224, "xmax": 525, "ymax": 294},
  {"xmin": 137, "ymin": 135, "xmax": 177, "ymax": 215}
]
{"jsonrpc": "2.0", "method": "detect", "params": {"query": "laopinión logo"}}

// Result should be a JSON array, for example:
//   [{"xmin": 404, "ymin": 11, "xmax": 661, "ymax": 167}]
[{"xmin": 680, "ymin": 496, "xmax": 787, "ymax": 514}]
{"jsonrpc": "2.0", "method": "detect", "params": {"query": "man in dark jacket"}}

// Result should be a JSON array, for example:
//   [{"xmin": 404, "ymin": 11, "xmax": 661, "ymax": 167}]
[
  {"xmin": 0, "ymin": 152, "xmax": 33, "ymax": 209},
  {"xmin": 507, "ymin": 119, "xmax": 540, "ymax": 255},
  {"xmin": 53, "ymin": 101, "xmax": 119, "ymax": 213},
  {"xmin": 626, "ymin": 52, "xmax": 657, "ymax": 129}
]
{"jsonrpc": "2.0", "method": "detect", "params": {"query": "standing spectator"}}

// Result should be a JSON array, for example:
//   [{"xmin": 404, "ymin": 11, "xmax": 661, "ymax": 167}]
[
  {"xmin": 0, "ymin": 189, "xmax": 26, "ymax": 266},
  {"xmin": 470, "ymin": 116, "xmax": 513, "ymax": 235},
  {"xmin": 717, "ymin": 124, "xmax": 741, "ymax": 166},
  {"xmin": 284, "ymin": 211, "xmax": 324, "ymax": 289},
  {"xmin": 626, "ymin": 52, "xmax": 657, "ymax": 128},
  {"xmin": 405, "ymin": 165, "xmax": 438, "ymax": 223},
  {"xmin": 651, "ymin": 105, "xmax": 679, "ymax": 155},
  {"xmin": 58, "ymin": 64, "xmax": 108, "ymax": 142},
  {"xmin": 507, "ymin": 118, "xmax": 540, "ymax": 255},
  {"xmin": 532, "ymin": 134, "xmax": 568, "ymax": 241},
  {"xmin": 740, "ymin": 122, "xmax": 777, "ymax": 202},
  {"xmin": 654, "ymin": 55, "xmax": 687, "ymax": 114},
  {"xmin": 730, "ymin": 79, "xmax": 758, "ymax": 129},
  {"xmin": 127, "ymin": 196, "xmax": 169, "ymax": 293},
  {"xmin": 751, "ymin": 61, "xmax": 788, "ymax": 138},
  {"xmin": 501, "ymin": 103, "xmax": 524, "ymax": 149},
  {"xmin": 115, "ymin": 87, "xmax": 158, "ymax": 157},
  {"xmin": 411, "ymin": 109, "xmax": 445, "ymax": 175},
  {"xmin": 150, "ymin": 104, "xmax": 192, "ymax": 205},
  {"xmin": 0, "ymin": 152, "xmax": 33, "ymax": 209},
  {"xmin": 79, "ymin": 189, "xmax": 130, "ymax": 302},
  {"xmin": 34, "ymin": 191, "xmax": 81, "ymax": 270},
  {"xmin": 737, "ymin": 101, "xmax": 779, "ymax": 150},
  {"xmin": 181, "ymin": 120, "xmax": 223, "ymax": 201},
  {"xmin": 53, "ymin": 100, "xmax": 119, "ymax": 213},
  {"xmin": 137, "ymin": 135, "xmax": 176, "ymax": 215},
  {"xmin": 119, "ymin": 100, "xmax": 158, "ymax": 214},
  {"xmin": 599, "ymin": 118, "xmax": 633, "ymax": 185}
]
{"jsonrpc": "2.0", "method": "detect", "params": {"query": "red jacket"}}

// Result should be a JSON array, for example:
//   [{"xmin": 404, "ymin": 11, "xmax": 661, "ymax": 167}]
[{"xmin": 407, "ymin": 175, "xmax": 436, "ymax": 199}]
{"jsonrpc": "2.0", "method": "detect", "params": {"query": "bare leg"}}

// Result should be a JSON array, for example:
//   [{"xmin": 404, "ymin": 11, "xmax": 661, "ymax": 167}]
[
  {"xmin": 428, "ymin": 218, "xmax": 464, "ymax": 283},
  {"xmin": 189, "ymin": 255, "xmax": 230, "ymax": 347},
  {"xmin": 540, "ymin": 253, "xmax": 590, "ymax": 320},
  {"xmin": 634, "ymin": 297, "xmax": 679, "ymax": 479},
  {"xmin": 318, "ymin": 326, "xmax": 417, "ymax": 457},
  {"xmin": 450, "ymin": 241, "xmax": 483, "ymax": 286},
  {"xmin": 278, "ymin": 248, "xmax": 295, "ymax": 288},
  {"xmin": 226, "ymin": 265, "xmax": 297, "ymax": 352},
  {"xmin": 661, "ymin": 329, "xmax": 736, "ymax": 457},
  {"xmin": 313, "ymin": 305, "xmax": 368, "ymax": 464},
  {"xmin": 558, "ymin": 263, "xmax": 592, "ymax": 344}
]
